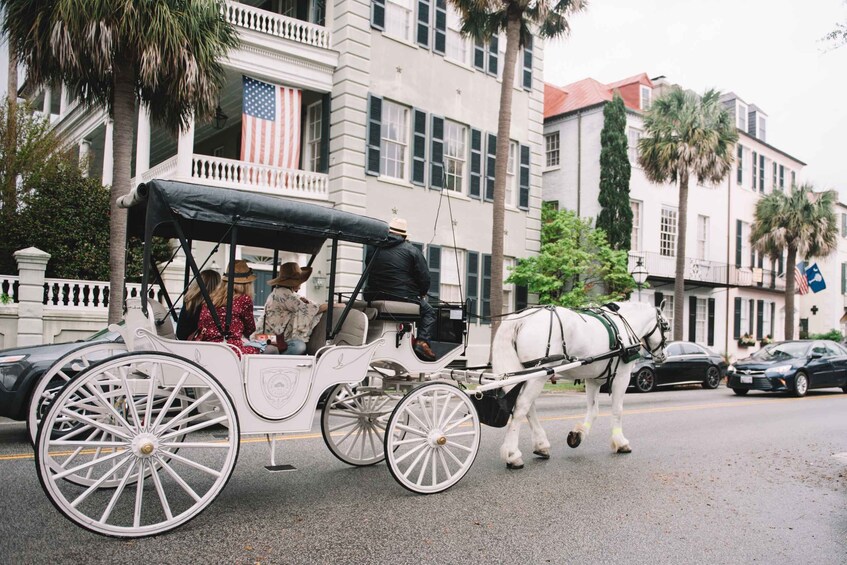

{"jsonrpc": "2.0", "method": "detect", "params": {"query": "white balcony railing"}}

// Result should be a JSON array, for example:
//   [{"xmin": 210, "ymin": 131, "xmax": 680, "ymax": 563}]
[
  {"xmin": 224, "ymin": 1, "xmax": 331, "ymax": 49},
  {"xmin": 191, "ymin": 155, "xmax": 329, "ymax": 200}
]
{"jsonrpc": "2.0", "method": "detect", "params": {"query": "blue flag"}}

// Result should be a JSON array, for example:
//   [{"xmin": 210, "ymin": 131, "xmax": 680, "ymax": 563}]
[{"xmin": 805, "ymin": 263, "xmax": 826, "ymax": 293}]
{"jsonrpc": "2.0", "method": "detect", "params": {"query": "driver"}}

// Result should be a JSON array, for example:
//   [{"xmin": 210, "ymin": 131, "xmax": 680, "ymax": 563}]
[{"xmin": 364, "ymin": 218, "xmax": 437, "ymax": 361}]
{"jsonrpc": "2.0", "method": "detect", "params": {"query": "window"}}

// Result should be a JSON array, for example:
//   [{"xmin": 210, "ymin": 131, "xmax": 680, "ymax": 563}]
[
  {"xmin": 505, "ymin": 141, "xmax": 518, "ymax": 207},
  {"xmin": 736, "ymin": 101, "xmax": 748, "ymax": 131},
  {"xmin": 791, "ymin": 170, "xmax": 796, "ymax": 188},
  {"xmin": 446, "ymin": 7, "xmax": 469, "ymax": 64},
  {"xmin": 762, "ymin": 301, "xmax": 772, "ymax": 338},
  {"xmin": 695, "ymin": 298, "xmax": 707, "ymax": 344},
  {"xmin": 660, "ymin": 207, "xmax": 678, "ymax": 257},
  {"xmin": 758, "ymin": 154, "xmax": 765, "ymax": 192},
  {"xmin": 305, "ymin": 100, "xmax": 323, "ymax": 173},
  {"xmin": 751, "ymin": 151, "xmax": 758, "ymax": 190},
  {"xmin": 736, "ymin": 145, "xmax": 744, "ymax": 185},
  {"xmin": 631, "ymin": 200, "xmax": 642, "ymax": 251},
  {"xmin": 496, "ymin": 36, "xmax": 521, "ymax": 87},
  {"xmin": 440, "ymin": 247, "xmax": 465, "ymax": 303},
  {"xmin": 545, "ymin": 132, "xmax": 560, "ymax": 167},
  {"xmin": 385, "ymin": 0, "xmax": 414, "ymax": 42},
  {"xmin": 640, "ymin": 86, "xmax": 652, "ymax": 110},
  {"xmin": 502, "ymin": 257, "xmax": 515, "ymax": 313},
  {"xmin": 627, "ymin": 128, "xmax": 642, "ymax": 163},
  {"xmin": 772, "ymin": 161, "xmax": 778, "ymax": 190},
  {"xmin": 444, "ymin": 120, "xmax": 467, "ymax": 193},
  {"xmin": 697, "ymin": 215, "xmax": 709, "ymax": 260},
  {"xmin": 380, "ymin": 100, "xmax": 409, "ymax": 179},
  {"xmin": 662, "ymin": 296, "xmax": 675, "ymax": 337},
  {"xmin": 740, "ymin": 221, "xmax": 751, "ymax": 268},
  {"xmin": 739, "ymin": 298, "xmax": 749, "ymax": 336},
  {"xmin": 779, "ymin": 164, "xmax": 785, "ymax": 189}
]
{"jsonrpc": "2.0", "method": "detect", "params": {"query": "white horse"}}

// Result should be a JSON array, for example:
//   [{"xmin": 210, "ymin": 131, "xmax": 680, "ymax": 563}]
[{"xmin": 492, "ymin": 301, "xmax": 669, "ymax": 469}]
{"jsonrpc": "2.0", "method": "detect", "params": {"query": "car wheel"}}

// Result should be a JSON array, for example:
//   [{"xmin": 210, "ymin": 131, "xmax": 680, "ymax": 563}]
[
  {"xmin": 731, "ymin": 388, "xmax": 748, "ymax": 396},
  {"xmin": 702, "ymin": 366, "xmax": 721, "ymax": 389},
  {"xmin": 634, "ymin": 367, "xmax": 656, "ymax": 393},
  {"xmin": 792, "ymin": 372, "xmax": 809, "ymax": 397}
]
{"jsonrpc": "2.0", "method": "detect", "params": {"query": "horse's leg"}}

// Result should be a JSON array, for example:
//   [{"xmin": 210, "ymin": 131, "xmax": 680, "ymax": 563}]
[
  {"xmin": 609, "ymin": 367, "xmax": 632, "ymax": 453},
  {"xmin": 568, "ymin": 377, "xmax": 601, "ymax": 448},
  {"xmin": 524, "ymin": 381, "xmax": 552, "ymax": 459},
  {"xmin": 500, "ymin": 378, "xmax": 544, "ymax": 470}
]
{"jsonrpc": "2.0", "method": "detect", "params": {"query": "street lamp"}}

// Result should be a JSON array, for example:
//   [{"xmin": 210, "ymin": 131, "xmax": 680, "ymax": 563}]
[{"xmin": 631, "ymin": 256, "xmax": 648, "ymax": 302}]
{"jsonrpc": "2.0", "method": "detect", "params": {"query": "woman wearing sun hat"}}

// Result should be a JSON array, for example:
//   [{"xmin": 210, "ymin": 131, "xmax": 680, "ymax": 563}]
[
  {"xmin": 195, "ymin": 260, "xmax": 262, "ymax": 356},
  {"xmin": 261, "ymin": 262, "xmax": 328, "ymax": 355}
]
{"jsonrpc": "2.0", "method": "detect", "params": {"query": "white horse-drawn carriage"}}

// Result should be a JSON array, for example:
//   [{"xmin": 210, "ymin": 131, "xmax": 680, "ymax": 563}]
[{"xmin": 33, "ymin": 180, "xmax": 670, "ymax": 538}]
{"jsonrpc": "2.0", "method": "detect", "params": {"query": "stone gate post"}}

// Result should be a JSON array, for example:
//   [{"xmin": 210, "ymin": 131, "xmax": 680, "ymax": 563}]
[{"xmin": 14, "ymin": 247, "xmax": 50, "ymax": 346}]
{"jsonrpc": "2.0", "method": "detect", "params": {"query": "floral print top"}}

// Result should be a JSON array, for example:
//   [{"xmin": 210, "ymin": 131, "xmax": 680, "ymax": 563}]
[
  {"xmin": 196, "ymin": 293, "xmax": 259, "ymax": 356},
  {"xmin": 261, "ymin": 287, "xmax": 323, "ymax": 342}
]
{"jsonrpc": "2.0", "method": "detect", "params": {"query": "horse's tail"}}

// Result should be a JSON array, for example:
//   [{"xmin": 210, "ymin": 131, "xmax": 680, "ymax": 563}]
[{"xmin": 492, "ymin": 315, "xmax": 524, "ymax": 375}]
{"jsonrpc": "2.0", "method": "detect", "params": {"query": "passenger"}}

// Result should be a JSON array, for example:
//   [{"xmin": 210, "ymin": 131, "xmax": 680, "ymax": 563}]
[
  {"xmin": 364, "ymin": 218, "xmax": 437, "ymax": 361},
  {"xmin": 195, "ymin": 260, "xmax": 262, "ymax": 356},
  {"xmin": 261, "ymin": 262, "xmax": 327, "ymax": 355},
  {"xmin": 176, "ymin": 269, "xmax": 222, "ymax": 340}
]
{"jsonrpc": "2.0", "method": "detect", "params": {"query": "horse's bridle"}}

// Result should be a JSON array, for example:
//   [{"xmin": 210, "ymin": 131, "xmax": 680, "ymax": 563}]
[{"xmin": 642, "ymin": 308, "xmax": 670, "ymax": 355}]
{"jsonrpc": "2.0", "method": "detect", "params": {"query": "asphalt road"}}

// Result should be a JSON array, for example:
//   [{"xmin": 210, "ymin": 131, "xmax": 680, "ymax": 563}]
[{"xmin": 1, "ymin": 384, "xmax": 845, "ymax": 564}]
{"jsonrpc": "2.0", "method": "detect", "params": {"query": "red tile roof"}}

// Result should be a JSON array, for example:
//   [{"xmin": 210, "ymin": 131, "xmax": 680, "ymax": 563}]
[{"xmin": 545, "ymin": 72, "xmax": 654, "ymax": 119}]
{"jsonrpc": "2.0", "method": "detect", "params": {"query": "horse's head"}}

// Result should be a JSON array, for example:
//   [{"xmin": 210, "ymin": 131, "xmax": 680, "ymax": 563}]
[{"xmin": 642, "ymin": 303, "xmax": 670, "ymax": 364}]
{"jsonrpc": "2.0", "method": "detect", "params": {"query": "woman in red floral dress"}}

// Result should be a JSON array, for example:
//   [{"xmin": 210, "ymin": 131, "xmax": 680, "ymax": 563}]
[{"xmin": 196, "ymin": 260, "xmax": 260, "ymax": 356}]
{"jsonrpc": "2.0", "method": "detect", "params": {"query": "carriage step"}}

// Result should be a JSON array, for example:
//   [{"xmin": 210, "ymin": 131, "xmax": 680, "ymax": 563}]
[{"xmin": 265, "ymin": 464, "xmax": 297, "ymax": 472}]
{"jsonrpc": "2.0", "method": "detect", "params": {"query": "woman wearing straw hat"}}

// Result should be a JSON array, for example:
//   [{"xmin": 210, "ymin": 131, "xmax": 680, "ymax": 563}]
[
  {"xmin": 195, "ymin": 260, "xmax": 262, "ymax": 356},
  {"xmin": 262, "ymin": 262, "xmax": 328, "ymax": 355}
]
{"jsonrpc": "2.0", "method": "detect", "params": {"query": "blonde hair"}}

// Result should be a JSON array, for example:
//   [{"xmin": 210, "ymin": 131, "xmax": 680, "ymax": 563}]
[
  {"xmin": 209, "ymin": 280, "xmax": 254, "ymax": 309},
  {"xmin": 184, "ymin": 270, "xmax": 222, "ymax": 313}
]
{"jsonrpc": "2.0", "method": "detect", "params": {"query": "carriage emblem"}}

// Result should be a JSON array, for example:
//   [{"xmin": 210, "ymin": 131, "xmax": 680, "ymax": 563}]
[{"xmin": 261, "ymin": 368, "xmax": 299, "ymax": 409}]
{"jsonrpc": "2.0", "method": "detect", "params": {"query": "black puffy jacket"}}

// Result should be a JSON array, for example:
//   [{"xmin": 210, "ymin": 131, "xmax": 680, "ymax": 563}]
[{"xmin": 364, "ymin": 240, "xmax": 430, "ymax": 301}]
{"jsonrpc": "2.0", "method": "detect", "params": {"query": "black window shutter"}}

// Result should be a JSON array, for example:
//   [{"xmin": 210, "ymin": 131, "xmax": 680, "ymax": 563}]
[
  {"xmin": 735, "ymin": 220, "xmax": 742, "ymax": 267},
  {"xmin": 371, "ymin": 0, "xmax": 385, "ymax": 30},
  {"xmin": 416, "ymin": 0, "xmax": 430, "ymax": 48},
  {"xmin": 485, "ymin": 133, "xmax": 496, "ymax": 201},
  {"xmin": 487, "ymin": 36, "xmax": 499, "ymax": 76},
  {"xmin": 320, "ymin": 93, "xmax": 331, "ymax": 173},
  {"xmin": 707, "ymin": 298, "xmax": 715, "ymax": 346},
  {"xmin": 412, "ymin": 108, "xmax": 427, "ymax": 186},
  {"xmin": 411, "ymin": 241, "xmax": 424, "ymax": 253},
  {"xmin": 428, "ymin": 245, "xmax": 441, "ymax": 302},
  {"xmin": 759, "ymin": 154, "xmax": 765, "ymax": 192},
  {"xmin": 733, "ymin": 297, "xmax": 741, "ymax": 339},
  {"xmin": 433, "ymin": 0, "xmax": 446, "ymax": 55},
  {"xmin": 469, "ymin": 128, "xmax": 482, "ymax": 199},
  {"xmin": 748, "ymin": 301, "xmax": 754, "ymax": 335},
  {"xmin": 473, "ymin": 38, "xmax": 485, "ymax": 71},
  {"xmin": 366, "ymin": 94, "xmax": 382, "ymax": 176},
  {"xmin": 430, "ymin": 115, "xmax": 444, "ymax": 189},
  {"xmin": 842, "ymin": 263, "xmax": 846, "ymax": 294},
  {"xmin": 518, "ymin": 144, "xmax": 530, "ymax": 210},
  {"xmin": 770, "ymin": 302, "xmax": 775, "ymax": 337},
  {"xmin": 778, "ymin": 253, "xmax": 784, "ymax": 276},
  {"xmin": 688, "ymin": 296, "xmax": 697, "ymax": 342},
  {"xmin": 466, "ymin": 251, "xmax": 479, "ymax": 320},
  {"xmin": 756, "ymin": 299, "xmax": 764, "ymax": 338},
  {"xmin": 751, "ymin": 151, "xmax": 757, "ymax": 190},
  {"xmin": 842, "ymin": 213, "xmax": 847, "ymax": 237},
  {"xmin": 516, "ymin": 285, "xmax": 528, "ymax": 311},
  {"xmin": 654, "ymin": 291, "xmax": 664, "ymax": 308},
  {"xmin": 482, "ymin": 254, "xmax": 492, "ymax": 324},
  {"xmin": 522, "ymin": 36, "xmax": 533, "ymax": 90}
]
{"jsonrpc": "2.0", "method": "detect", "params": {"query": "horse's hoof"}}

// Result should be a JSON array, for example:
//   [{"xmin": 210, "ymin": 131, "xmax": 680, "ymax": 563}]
[
  {"xmin": 506, "ymin": 462, "xmax": 524, "ymax": 470},
  {"xmin": 566, "ymin": 431, "xmax": 582, "ymax": 448},
  {"xmin": 616, "ymin": 444, "xmax": 632, "ymax": 454},
  {"xmin": 532, "ymin": 449, "xmax": 550, "ymax": 459}
]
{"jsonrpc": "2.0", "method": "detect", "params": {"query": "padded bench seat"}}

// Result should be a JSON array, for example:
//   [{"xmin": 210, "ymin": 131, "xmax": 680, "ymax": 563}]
[{"xmin": 369, "ymin": 300, "xmax": 421, "ymax": 321}]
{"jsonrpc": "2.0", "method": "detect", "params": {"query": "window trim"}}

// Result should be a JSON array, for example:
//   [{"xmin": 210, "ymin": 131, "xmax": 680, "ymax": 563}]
[
  {"xmin": 544, "ymin": 131, "xmax": 560, "ymax": 168},
  {"xmin": 379, "ymin": 99, "xmax": 411, "ymax": 181}
]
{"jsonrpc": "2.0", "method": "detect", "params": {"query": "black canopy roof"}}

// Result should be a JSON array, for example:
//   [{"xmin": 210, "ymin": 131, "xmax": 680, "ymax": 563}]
[{"xmin": 124, "ymin": 180, "xmax": 401, "ymax": 254}]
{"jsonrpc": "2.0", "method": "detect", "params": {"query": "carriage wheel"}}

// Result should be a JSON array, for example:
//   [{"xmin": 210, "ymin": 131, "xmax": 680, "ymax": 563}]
[
  {"xmin": 35, "ymin": 352, "xmax": 240, "ymax": 538},
  {"xmin": 321, "ymin": 382, "xmax": 404, "ymax": 466},
  {"xmin": 27, "ymin": 342, "xmax": 129, "ymax": 446},
  {"xmin": 384, "ymin": 382, "xmax": 480, "ymax": 494}
]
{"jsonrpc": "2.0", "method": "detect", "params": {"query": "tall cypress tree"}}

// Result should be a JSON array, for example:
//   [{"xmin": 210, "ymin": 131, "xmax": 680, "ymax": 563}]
[{"xmin": 596, "ymin": 92, "xmax": 633, "ymax": 251}]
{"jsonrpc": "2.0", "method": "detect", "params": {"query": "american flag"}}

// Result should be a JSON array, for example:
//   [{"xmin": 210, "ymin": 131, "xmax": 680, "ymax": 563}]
[
  {"xmin": 241, "ymin": 76, "xmax": 301, "ymax": 168},
  {"xmin": 794, "ymin": 261, "xmax": 810, "ymax": 295}
]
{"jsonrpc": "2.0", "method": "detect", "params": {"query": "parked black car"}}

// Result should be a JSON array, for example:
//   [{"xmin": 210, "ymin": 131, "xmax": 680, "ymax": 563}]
[
  {"xmin": 603, "ymin": 341, "xmax": 727, "ymax": 393},
  {"xmin": 727, "ymin": 340, "xmax": 847, "ymax": 397}
]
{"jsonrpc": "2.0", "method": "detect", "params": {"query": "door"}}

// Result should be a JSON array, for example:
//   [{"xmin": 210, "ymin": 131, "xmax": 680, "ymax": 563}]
[
  {"xmin": 680, "ymin": 342, "xmax": 710, "ymax": 381},
  {"xmin": 806, "ymin": 342, "xmax": 834, "ymax": 386},
  {"xmin": 828, "ymin": 342, "xmax": 847, "ymax": 387},
  {"xmin": 656, "ymin": 342, "xmax": 685, "ymax": 384}
]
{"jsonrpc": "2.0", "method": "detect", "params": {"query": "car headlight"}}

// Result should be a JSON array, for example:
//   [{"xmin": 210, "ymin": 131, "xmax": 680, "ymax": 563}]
[
  {"xmin": 727, "ymin": 364, "xmax": 735, "ymax": 374},
  {"xmin": 0, "ymin": 355, "xmax": 28, "ymax": 389},
  {"xmin": 765, "ymin": 365, "xmax": 792, "ymax": 376}
]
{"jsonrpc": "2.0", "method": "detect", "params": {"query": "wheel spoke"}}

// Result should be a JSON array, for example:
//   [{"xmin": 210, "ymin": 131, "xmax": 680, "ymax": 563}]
[
  {"xmin": 160, "ymin": 441, "xmax": 229, "ymax": 449},
  {"xmin": 52, "ymin": 448, "xmax": 128, "ymax": 481},
  {"xmin": 153, "ymin": 389, "xmax": 215, "ymax": 434},
  {"xmin": 402, "ymin": 403, "xmax": 430, "ymax": 431},
  {"xmin": 133, "ymin": 456, "xmax": 145, "ymax": 528},
  {"xmin": 71, "ymin": 454, "xmax": 133, "ymax": 508},
  {"xmin": 394, "ymin": 439, "xmax": 428, "ymax": 465},
  {"xmin": 394, "ymin": 422, "xmax": 428, "ymax": 438},
  {"xmin": 148, "ymin": 457, "xmax": 174, "ymax": 521},
  {"xmin": 162, "ymin": 450, "xmax": 222, "ymax": 478},
  {"xmin": 158, "ymin": 415, "xmax": 228, "ymax": 441},
  {"xmin": 116, "ymin": 366, "xmax": 144, "ymax": 430},
  {"xmin": 439, "ymin": 398, "xmax": 465, "ymax": 429},
  {"xmin": 415, "ymin": 448, "xmax": 432, "ymax": 486},
  {"xmin": 82, "ymin": 380, "xmax": 136, "ymax": 433},
  {"xmin": 328, "ymin": 419, "xmax": 359, "ymax": 433},
  {"xmin": 150, "ymin": 372, "xmax": 190, "ymax": 431},
  {"xmin": 155, "ymin": 456, "xmax": 202, "ymax": 503},
  {"xmin": 59, "ymin": 408, "xmax": 132, "ymax": 441},
  {"xmin": 441, "ymin": 443, "xmax": 465, "ymax": 467},
  {"xmin": 442, "ymin": 413, "xmax": 473, "ymax": 434},
  {"xmin": 402, "ymin": 445, "xmax": 429, "ymax": 479},
  {"xmin": 99, "ymin": 459, "xmax": 139, "ymax": 524}
]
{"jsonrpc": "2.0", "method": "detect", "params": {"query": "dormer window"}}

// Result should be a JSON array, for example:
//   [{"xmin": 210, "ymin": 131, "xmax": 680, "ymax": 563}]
[
  {"xmin": 736, "ymin": 101, "xmax": 748, "ymax": 131},
  {"xmin": 640, "ymin": 86, "xmax": 652, "ymax": 110},
  {"xmin": 757, "ymin": 115, "xmax": 767, "ymax": 142}
]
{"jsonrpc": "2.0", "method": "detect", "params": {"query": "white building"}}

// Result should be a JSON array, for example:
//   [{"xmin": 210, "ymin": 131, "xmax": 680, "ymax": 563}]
[
  {"xmin": 799, "ymin": 201, "xmax": 847, "ymax": 338},
  {"xmin": 542, "ymin": 73, "xmax": 808, "ymax": 361},
  {"xmin": 20, "ymin": 0, "xmax": 544, "ymax": 361}
]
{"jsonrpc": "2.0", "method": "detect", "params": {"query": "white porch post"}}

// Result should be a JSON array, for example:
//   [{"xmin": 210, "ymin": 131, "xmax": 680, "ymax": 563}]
[
  {"xmin": 59, "ymin": 84, "xmax": 69, "ymax": 115},
  {"xmin": 102, "ymin": 119, "xmax": 114, "ymax": 186},
  {"xmin": 135, "ymin": 105, "xmax": 151, "ymax": 178},
  {"xmin": 42, "ymin": 86, "xmax": 51, "ymax": 114},
  {"xmin": 176, "ymin": 114, "xmax": 195, "ymax": 179},
  {"xmin": 14, "ymin": 247, "xmax": 51, "ymax": 347},
  {"xmin": 78, "ymin": 139, "xmax": 91, "ymax": 178}
]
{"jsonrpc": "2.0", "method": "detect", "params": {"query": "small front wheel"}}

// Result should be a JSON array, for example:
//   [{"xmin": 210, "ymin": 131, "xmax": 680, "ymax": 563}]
[
  {"xmin": 731, "ymin": 388, "xmax": 749, "ymax": 396},
  {"xmin": 384, "ymin": 382, "xmax": 480, "ymax": 494},
  {"xmin": 702, "ymin": 366, "xmax": 721, "ymax": 389},
  {"xmin": 634, "ymin": 367, "xmax": 656, "ymax": 393},
  {"xmin": 792, "ymin": 372, "xmax": 809, "ymax": 397}
]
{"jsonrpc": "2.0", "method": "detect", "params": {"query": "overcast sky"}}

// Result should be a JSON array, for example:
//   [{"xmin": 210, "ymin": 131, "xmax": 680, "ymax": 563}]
[{"xmin": 544, "ymin": 0, "xmax": 847, "ymax": 196}]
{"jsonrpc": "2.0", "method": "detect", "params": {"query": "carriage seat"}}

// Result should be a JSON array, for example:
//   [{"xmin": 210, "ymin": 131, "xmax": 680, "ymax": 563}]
[
  {"xmin": 306, "ymin": 306, "xmax": 369, "ymax": 355},
  {"xmin": 341, "ymin": 299, "xmax": 379, "ymax": 321},
  {"xmin": 369, "ymin": 300, "xmax": 421, "ymax": 322},
  {"xmin": 148, "ymin": 300, "xmax": 177, "ymax": 340}
]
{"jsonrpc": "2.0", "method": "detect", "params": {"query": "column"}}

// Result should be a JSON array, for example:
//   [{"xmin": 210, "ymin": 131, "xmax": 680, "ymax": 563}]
[
  {"xmin": 42, "ymin": 86, "xmax": 51, "ymax": 115},
  {"xmin": 13, "ymin": 247, "xmax": 50, "ymax": 347},
  {"xmin": 102, "ymin": 119, "xmax": 114, "ymax": 186},
  {"xmin": 59, "ymin": 84, "xmax": 68, "ymax": 115},
  {"xmin": 135, "ymin": 105, "xmax": 151, "ymax": 178},
  {"xmin": 78, "ymin": 139, "xmax": 91, "ymax": 177},
  {"xmin": 176, "ymin": 114, "xmax": 195, "ymax": 179}
]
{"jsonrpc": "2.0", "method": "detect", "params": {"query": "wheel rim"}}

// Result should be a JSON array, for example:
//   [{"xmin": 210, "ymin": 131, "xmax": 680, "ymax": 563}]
[
  {"xmin": 28, "ymin": 343, "xmax": 128, "ymax": 445},
  {"xmin": 321, "ymin": 383, "xmax": 403, "ymax": 466},
  {"xmin": 637, "ymin": 369, "xmax": 654, "ymax": 391},
  {"xmin": 706, "ymin": 367, "xmax": 720, "ymax": 387},
  {"xmin": 36, "ymin": 354, "xmax": 239, "ymax": 537},
  {"xmin": 385, "ymin": 383, "xmax": 479, "ymax": 494},
  {"xmin": 796, "ymin": 374, "xmax": 808, "ymax": 395}
]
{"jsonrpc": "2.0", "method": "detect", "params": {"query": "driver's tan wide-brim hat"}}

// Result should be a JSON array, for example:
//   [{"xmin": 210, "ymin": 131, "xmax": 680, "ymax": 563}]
[
  {"xmin": 268, "ymin": 262, "xmax": 313, "ymax": 287},
  {"xmin": 389, "ymin": 217, "xmax": 408, "ymax": 236}
]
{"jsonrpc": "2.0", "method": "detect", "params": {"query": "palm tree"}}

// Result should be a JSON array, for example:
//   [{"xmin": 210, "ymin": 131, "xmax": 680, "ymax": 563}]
[
  {"xmin": 751, "ymin": 184, "xmax": 838, "ymax": 340},
  {"xmin": 1, "ymin": 0, "xmax": 238, "ymax": 323},
  {"xmin": 451, "ymin": 0, "xmax": 586, "ymax": 338},
  {"xmin": 638, "ymin": 87, "xmax": 738, "ymax": 340}
]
